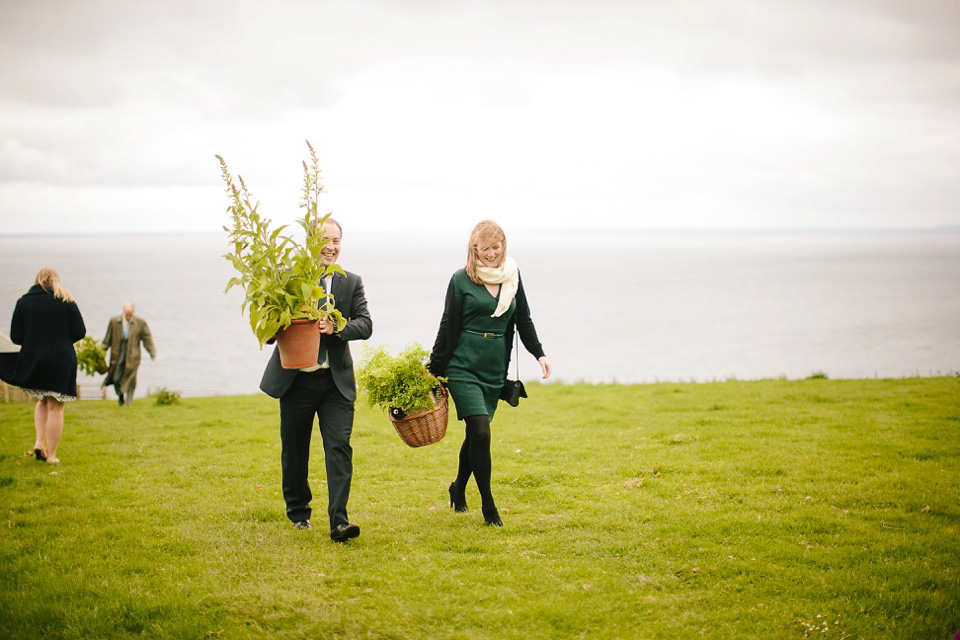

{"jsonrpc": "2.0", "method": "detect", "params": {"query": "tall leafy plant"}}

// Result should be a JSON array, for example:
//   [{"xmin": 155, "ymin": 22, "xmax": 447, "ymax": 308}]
[{"xmin": 217, "ymin": 141, "xmax": 347, "ymax": 348}]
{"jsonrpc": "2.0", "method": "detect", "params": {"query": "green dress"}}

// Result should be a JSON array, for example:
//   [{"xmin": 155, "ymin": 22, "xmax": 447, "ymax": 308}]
[{"xmin": 445, "ymin": 269, "xmax": 516, "ymax": 422}]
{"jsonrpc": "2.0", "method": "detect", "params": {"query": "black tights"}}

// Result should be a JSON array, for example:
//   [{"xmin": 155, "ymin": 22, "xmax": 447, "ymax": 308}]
[{"xmin": 454, "ymin": 414, "xmax": 495, "ymax": 509}]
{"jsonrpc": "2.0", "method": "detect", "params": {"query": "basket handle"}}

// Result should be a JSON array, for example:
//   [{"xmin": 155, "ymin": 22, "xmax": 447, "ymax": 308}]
[{"xmin": 429, "ymin": 375, "xmax": 448, "ymax": 407}]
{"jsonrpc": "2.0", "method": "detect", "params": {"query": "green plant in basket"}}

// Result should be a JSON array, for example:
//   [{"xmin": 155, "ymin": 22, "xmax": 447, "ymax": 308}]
[
  {"xmin": 356, "ymin": 343, "xmax": 446, "ymax": 415},
  {"xmin": 74, "ymin": 336, "xmax": 108, "ymax": 377},
  {"xmin": 217, "ymin": 141, "xmax": 347, "ymax": 348}
]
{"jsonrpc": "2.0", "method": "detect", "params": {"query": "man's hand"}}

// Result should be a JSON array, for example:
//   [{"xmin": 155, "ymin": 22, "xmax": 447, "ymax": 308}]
[{"xmin": 318, "ymin": 316, "xmax": 335, "ymax": 335}]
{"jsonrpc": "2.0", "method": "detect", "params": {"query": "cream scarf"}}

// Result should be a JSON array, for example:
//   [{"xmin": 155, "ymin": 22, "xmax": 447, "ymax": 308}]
[{"xmin": 476, "ymin": 256, "xmax": 519, "ymax": 318}]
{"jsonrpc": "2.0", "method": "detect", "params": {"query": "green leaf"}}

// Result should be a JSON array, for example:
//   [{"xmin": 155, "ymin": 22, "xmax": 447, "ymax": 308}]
[{"xmin": 224, "ymin": 277, "xmax": 243, "ymax": 294}]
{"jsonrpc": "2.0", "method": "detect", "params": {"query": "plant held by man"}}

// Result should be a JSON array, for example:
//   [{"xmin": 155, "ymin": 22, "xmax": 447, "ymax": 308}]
[{"xmin": 217, "ymin": 141, "xmax": 346, "ymax": 347}]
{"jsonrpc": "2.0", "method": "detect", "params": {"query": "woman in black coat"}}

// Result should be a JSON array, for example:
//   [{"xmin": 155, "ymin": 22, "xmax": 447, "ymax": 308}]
[{"xmin": 0, "ymin": 268, "xmax": 86, "ymax": 463}]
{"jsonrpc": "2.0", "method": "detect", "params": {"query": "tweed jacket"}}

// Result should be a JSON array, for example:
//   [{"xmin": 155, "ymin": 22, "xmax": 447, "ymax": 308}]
[{"xmin": 101, "ymin": 314, "xmax": 156, "ymax": 392}]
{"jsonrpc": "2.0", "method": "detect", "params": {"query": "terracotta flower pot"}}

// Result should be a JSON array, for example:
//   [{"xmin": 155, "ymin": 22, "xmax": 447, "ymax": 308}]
[{"xmin": 275, "ymin": 318, "xmax": 321, "ymax": 369}]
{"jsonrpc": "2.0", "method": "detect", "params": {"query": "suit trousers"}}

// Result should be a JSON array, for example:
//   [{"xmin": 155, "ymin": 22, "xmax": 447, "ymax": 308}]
[{"xmin": 279, "ymin": 369, "xmax": 355, "ymax": 529}]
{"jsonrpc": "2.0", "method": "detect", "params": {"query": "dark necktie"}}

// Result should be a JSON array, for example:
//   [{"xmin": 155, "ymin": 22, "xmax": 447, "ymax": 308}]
[{"xmin": 316, "ymin": 277, "xmax": 328, "ymax": 365}]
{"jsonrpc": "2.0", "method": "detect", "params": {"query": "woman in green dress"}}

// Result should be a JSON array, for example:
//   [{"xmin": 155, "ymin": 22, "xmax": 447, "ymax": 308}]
[{"xmin": 429, "ymin": 220, "xmax": 551, "ymax": 526}]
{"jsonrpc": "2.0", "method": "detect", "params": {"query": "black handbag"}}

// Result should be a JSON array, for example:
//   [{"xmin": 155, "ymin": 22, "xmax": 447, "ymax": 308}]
[
  {"xmin": 500, "ymin": 378, "xmax": 527, "ymax": 407},
  {"xmin": 500, "ymin": 332, "xmax": 527, "ymax": 407}
]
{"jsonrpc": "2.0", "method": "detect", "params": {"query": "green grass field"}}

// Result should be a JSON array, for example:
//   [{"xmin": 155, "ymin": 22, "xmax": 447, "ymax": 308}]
[{"xmin": 1, "ymin": 377, "xmax": 958, "ymax": 639}]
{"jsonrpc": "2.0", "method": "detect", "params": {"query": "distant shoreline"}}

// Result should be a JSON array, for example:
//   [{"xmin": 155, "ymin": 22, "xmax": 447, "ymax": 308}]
[{"xmin": 2, "ymin": 225, "xmax": 959, "ymax": 239}]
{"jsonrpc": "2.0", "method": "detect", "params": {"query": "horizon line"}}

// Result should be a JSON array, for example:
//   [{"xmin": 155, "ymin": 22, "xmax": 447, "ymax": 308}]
[{"xmin": 2, "ymin": 224, "xmax": 959, "ymax": 238}]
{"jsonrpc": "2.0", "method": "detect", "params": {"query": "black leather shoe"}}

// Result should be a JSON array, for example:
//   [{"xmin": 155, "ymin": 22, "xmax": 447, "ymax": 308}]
[
  {"xmin": 330, "ymin": 523, "xmax": 360, "ymax": 542},
  {"xmin": 293, "ymin": 520, "xmax": 311, "ymax": 530}
]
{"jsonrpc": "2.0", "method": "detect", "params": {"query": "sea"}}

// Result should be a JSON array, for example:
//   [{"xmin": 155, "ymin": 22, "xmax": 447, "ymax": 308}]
[{"xmin": 1, "ymin": 229, "xmax": 958, "ymax": 398}]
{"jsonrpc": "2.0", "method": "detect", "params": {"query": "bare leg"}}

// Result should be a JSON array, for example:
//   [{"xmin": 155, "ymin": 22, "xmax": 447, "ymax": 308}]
[
  {"xmin": 44, "ymin": 398, "xmax": 65, "ymax": 462},
  {"xmin": 33, "ymin": 399, "xmax": 48, "ymax": 454}
]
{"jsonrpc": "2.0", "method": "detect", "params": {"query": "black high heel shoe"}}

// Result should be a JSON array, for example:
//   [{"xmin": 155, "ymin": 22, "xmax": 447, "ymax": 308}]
[
  {"xmin": 482, "ymin": 505, "xmax": 502, "ymax": 526},
  {"xmin": 448, "ymin": 482, "xmax": 468, "ymax": 512}
]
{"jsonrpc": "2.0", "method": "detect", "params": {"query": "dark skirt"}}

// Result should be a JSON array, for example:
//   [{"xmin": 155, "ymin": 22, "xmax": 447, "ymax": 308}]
[{"xmin": 445, "ymin": 331, "xmax": 506, "ymax": 422}]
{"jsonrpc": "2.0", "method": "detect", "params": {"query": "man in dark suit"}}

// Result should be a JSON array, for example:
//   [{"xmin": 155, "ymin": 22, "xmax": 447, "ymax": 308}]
[{"xmin": 259, "ymin": 219, "xmax": 373, "ymax": 542}]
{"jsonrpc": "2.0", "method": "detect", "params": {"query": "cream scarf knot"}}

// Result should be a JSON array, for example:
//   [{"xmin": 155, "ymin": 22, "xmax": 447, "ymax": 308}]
[{"xmin": 476, "ymin": 256, "xmax": 519, "ymax": 318}]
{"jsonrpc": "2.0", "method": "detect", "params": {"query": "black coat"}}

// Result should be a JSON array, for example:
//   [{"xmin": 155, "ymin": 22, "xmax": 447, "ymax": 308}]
[{"xmin": 0, "ymin": 284, "xmax": 86, "ymax": 397}]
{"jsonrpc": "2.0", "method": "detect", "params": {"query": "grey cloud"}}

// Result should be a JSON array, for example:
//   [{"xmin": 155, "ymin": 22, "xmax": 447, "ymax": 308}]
[
  {"xmin": 4, "ymin": 0, "xmax": 959, "ymax": 111},
  {"xmin": 0, "ymin": 115, "xmax": 216, "ymax": 188},
  {"xmin": 1, "ymin": 0, "xmax": 959, "ymax": 229},
  {"xmin": 0, "ymin": 0, "xmax": 376, "ymax": 113}
]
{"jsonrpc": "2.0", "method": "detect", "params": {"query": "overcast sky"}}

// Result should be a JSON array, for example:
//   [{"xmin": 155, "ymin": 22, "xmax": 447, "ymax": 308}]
[{"xmin": 1, "ymin": 0, "xmax": 959, "ymax": 234}]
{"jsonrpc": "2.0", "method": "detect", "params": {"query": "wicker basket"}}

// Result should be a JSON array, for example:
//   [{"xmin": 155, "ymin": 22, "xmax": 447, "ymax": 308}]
[{"xmin": 388, "ymin": 384, "xmax": 448, "ymax": 448}]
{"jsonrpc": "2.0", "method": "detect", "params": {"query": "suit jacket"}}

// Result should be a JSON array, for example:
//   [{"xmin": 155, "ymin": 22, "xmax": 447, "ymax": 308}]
[
  {"xmin": 0, "ymin": 284, "xmax": 86, "ymax": 397},
  {"xmin": 259, "ymin": 270, "xmax": 372, "ymax": 402}
]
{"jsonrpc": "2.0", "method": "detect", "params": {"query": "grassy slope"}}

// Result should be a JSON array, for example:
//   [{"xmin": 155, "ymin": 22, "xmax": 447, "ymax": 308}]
[{"xmin": 0, "ymin": 378, "xmax": 958, "ymax": 639}]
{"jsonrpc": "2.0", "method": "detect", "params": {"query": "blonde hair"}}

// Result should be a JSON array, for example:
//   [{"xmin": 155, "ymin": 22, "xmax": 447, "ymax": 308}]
[
  {"xmin": 34, "ymin": 268, "xmax": 75, "ymax": 302},
  {"xmin": 465, "ymin": 220, "xmax": 507, "ymax": 284}
]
